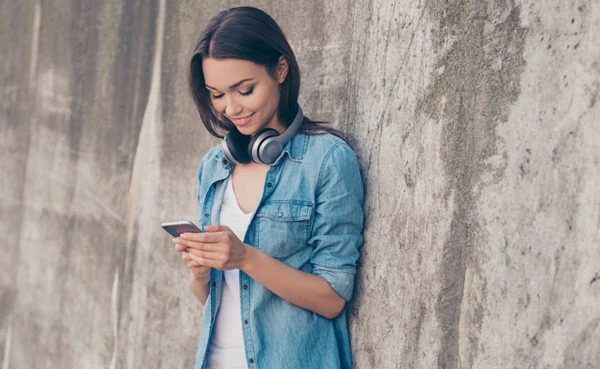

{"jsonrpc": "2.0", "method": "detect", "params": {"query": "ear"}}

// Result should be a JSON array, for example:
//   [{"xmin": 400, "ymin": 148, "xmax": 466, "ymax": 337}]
[{"xmin": 276, "ymin": 56, "xmax": 289, "ymax": 84}]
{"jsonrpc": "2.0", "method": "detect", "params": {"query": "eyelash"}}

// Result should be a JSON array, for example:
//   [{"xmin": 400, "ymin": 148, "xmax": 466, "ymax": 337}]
[
  {"xmin": 210, "ymin": 86, "xmax": 254, "ymax": 100},
  {"xmin": 239, "ymin": 86, "xmax": 254, "ymax": 96}
]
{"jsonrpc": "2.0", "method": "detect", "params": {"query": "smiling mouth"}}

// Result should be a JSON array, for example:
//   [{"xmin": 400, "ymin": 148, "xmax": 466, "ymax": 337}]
[{"xmin": 230, "ymin": 112, "xmax": 255, "ymax": 126}]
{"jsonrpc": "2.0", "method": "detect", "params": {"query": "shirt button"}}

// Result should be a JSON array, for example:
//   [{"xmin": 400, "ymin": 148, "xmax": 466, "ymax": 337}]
[
  {"xmin": 204, "ymin": 213, "xmax": 210, "ymax": 218},
  {"xmin": 249, "ymin": 358, "xmax": 254, "ymax": 364},
  {"xmin": 277, "ymin": 212, "xmax": 283, "ymax": 218},
  {"xmin": 212, "ymin": 282, "xmax": 216, "ymax": 287},
  {"xmin": 243, "ymin": 283, "xmax": 248, "ymax": 289},
  {"xmin": 222, "ymin": 159, "xmax": 228, "ymax": 165},
  {"xmin": 244, "ymin": 319, "xmax": 248, "ymax": 325},
  {"xmin": 266, "ymin": 182, "xmax": 272, "ymax": 187}
]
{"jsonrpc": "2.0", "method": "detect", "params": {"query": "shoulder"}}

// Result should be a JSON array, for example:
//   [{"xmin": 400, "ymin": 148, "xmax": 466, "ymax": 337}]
[
  {"xmin": 198, "ymin": 144, "xmax": 222, "ymax": 170},
  {"xmin": 196, "ymin": 144, "xmax": 225, "ymax": 184},
  {"xmin": 298, "ymin": 133, "xmax": 363, "ymax": 189},
  {"xmin": 299, "ymin": 133, "xmax": 364, "ymax": 204},
  {"xmin": 303, "ymin": 132, "xmax": 346, "ymax": 150},
  {"xmin": 303, "ymin": 133, "xmax": 360, "ymax": 168},
  {"xmin": 203, "ymin": 144, "xmax": 223, "ymax": 163}
]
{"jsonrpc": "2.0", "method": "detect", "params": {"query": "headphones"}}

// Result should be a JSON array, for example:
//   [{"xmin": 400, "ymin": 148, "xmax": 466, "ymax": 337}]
[{"xmin": 221, "ymin": 105, "xmax": 303, "ymax": 165}]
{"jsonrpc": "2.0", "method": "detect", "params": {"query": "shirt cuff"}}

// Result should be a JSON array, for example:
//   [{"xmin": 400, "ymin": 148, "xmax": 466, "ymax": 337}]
[{"xmin": 313, "ymin": 265, "xmax": 356, "ymax": 302}]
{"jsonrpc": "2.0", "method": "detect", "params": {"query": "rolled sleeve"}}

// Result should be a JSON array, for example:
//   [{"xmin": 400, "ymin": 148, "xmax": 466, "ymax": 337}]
[{"xmin": 308, "ymin": 141, "xmax": 365, "ymax": 302}]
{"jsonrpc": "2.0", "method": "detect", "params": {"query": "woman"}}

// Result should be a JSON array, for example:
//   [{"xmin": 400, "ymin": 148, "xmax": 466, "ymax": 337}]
[{"xmin": 173, "ymin": 6, "xmax": 364, "ymax": 369}]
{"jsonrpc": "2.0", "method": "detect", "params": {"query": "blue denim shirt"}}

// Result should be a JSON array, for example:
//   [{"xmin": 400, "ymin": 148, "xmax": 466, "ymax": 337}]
[{"xmin": 193, "ymin": 132, "xmax": 365, "ymax": 369}]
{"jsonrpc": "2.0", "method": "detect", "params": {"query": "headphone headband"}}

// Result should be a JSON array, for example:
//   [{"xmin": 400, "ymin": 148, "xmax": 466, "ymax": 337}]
[{"xmin": 276, "ymin": 105, "xmax": 303, "ymax": 146}]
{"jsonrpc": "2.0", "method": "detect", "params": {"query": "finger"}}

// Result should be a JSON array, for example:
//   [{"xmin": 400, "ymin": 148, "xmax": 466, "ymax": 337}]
[
  {"xmin": 190, "ymin": 256, "xmax": 227, "ymax": 270},
  {"xmin": 173, "ymin": 238, "xmax": 188, "ymax": 252},
  {"xmin": 175, "ymin": 237, "xmax": 202, "ymax": 250},
  {"xmin": 188, "ymin": 250, "xmax": 226, "ymax": 266},
  {"xmin": 179, "ymin": 238, "xmax": 230, "ymax": 252},
  {"xmin": 186, "ymin": 242, "xmax": 227, "ymax": 253},
  {"xmin": 188, "ymin": 248, "xmax": 224, "ymax": 261},
  {"xmin": 203, "ymin": 224, "xmax": 231, "ymax": 233},
  {"xmin": 182, "ymin": 253, "xmax": 193, "ymax": 267},
  {"xmin": 185, "ymin": 249, "xmax": 227, "ymax": 267},
  {"xmin": 180, "ymin": 232, "xmax": 227, "ymax": 243},
  {"xmin": 184, "ymin": 254, "xmax": 203, "ymax": 269}
]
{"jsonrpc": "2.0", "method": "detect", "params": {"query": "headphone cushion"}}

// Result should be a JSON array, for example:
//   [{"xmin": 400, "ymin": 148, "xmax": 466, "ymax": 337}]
[
  {"xmin": 248, "ymin": 128, "xmax": 278, "ymax": 163},
  {"xmin": 224, "ymin": 129, "xmax": 252, "ymax": 164}
]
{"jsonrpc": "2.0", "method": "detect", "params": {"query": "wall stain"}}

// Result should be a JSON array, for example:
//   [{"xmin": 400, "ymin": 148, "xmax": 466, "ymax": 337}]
[
  {"xmin": 419, "ymin": 1, "xmax": 527, "ymax": 368},
  {"xmin": 590, "ymin": 273, "xmax": 599, "ymax": 286},
  {"xmin": 401, "ymin": 300, "xmax": 427, "ymax": 367}
]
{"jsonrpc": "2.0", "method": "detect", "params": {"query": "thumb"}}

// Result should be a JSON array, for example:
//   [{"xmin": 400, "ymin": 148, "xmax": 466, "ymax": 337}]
[{"xmin": 204, "ymin": 224, "xmax": 230, "ymax": 232}]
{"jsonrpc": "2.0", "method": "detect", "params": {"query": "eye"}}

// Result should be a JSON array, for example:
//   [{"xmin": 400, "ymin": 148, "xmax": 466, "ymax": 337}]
[
  {"xmin": 238, "ymin": 86, "xmax": 254, "ymax": 96},
  {"xmin": 210, "ymin": 92, "xmax": 224, "ymax": 99}
]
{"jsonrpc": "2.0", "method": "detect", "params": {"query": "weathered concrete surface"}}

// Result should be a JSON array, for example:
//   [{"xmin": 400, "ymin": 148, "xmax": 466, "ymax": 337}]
[{"xmin": 1, "ymin": 1, "xmax": 598, "ymax": 368}]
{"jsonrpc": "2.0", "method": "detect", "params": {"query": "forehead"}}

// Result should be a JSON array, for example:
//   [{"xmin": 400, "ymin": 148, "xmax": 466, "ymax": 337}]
[{"xmin": 202, "ymin": 58, "xmax": 267, "ymax": 88}]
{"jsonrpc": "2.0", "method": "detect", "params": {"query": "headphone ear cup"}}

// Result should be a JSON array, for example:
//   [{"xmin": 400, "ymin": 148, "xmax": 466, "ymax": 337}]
[
  {"xmin": 223, "ymin": 129, "xmax": 252, "ymax": 164},
  {"xmin": 248, "ymin": 128, "xmax": 279, "ymax": 163}
]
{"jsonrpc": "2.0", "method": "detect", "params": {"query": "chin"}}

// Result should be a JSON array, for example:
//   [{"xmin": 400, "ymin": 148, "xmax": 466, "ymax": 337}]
[{"xmin": 236, "ymin": 126, "xmax": 257, "ymax": 136}]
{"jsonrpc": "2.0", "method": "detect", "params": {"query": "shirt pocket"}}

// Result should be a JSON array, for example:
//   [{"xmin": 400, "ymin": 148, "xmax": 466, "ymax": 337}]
[{"xmin": 255, "ymin": 200, "xmax": 313, "ymax": 260}]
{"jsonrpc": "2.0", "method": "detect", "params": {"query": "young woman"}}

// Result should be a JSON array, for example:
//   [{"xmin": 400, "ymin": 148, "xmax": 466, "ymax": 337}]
[{"xmin": 173, "ymin": 6, "xmax": 364, "ymax": 369}]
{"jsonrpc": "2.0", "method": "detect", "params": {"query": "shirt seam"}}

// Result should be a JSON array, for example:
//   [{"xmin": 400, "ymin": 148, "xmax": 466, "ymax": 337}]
[
  {"xmin": 309, "ymin": 140, "xmax": 345, "ymax": 239},
  {"xmin": 315, "ymin": 140, "xmax": 345, "ymax": 198}
]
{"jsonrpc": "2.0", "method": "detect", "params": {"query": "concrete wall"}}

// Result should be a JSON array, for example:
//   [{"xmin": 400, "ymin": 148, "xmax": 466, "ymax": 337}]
[{"xmin": 1, "ymin": 0, "xmax": 598, "ymax": 368}]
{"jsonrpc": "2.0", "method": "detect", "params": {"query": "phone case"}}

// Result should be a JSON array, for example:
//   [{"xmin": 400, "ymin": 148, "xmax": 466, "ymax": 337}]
[{"xmin": 161, "ymin": 221, "xmax": 202, "ymax": 237}]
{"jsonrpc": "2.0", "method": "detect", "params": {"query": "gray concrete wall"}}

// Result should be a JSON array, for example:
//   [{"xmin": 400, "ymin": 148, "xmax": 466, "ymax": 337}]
[{"xmin": 1, "ymin": 0, "xmax": 598, "ymax": 368}]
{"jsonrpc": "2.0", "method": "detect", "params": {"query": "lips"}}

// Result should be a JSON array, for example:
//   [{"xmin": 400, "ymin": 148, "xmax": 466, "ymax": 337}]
[{"xmin": 230, "ymin": 112, "xmax": 255, "ymax": 126}]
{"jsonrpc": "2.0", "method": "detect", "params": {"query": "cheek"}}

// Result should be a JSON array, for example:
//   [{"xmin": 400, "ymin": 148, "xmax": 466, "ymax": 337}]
[
  {"xmin": 250, "ymin": 85, "xmax": 280, "ymax": 111},
  {"xmin": 210, "ymin": 98, "xmax": 225, "ymax": 113}
]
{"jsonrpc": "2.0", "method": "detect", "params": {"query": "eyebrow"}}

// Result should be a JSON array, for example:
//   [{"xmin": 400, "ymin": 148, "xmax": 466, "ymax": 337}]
[{"xmin": 205, "ymin": 78, "xmax": 254, "ymax": 91}]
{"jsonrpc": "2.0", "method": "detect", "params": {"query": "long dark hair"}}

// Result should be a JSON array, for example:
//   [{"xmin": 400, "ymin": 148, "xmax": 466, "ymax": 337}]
[{"xmin": 189, "ymin": 6, "xmax": 342, "ymax": 139}]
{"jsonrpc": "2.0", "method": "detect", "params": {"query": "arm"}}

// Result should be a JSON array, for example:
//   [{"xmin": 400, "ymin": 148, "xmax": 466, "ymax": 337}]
[
  {"xmin": 242, "ymin": 247, "xmax": 345, "ymax": 319},
  {"xmin": 188, "ymin": 270, "xmax": 210, "ymax": 305},
  {"xmin": 180, "ymin": 227, "xmax": 345, "ymax": 318},
  {"xmin": 174, "ymin": 242, "xmax": 211, "ymax": 305}
]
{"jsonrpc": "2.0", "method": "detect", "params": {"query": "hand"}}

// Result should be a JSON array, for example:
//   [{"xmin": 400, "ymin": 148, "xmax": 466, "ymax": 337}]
[
  {"xmin": 177, "ymin": 224, "xmax": 249, "ymax": 270},
  {"xmin": 173, "ymin": 237, "xmax": 210, "ymax": 281}
]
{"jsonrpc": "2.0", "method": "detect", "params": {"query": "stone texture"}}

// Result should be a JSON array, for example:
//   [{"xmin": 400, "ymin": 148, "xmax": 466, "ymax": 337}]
[{"xmin": 0, "ymin": 1, "xmax": 598, "ymax": 368}]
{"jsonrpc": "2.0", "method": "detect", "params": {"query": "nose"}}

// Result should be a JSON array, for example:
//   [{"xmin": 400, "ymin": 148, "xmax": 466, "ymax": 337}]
[{"xmin": 224, "ymin": 95, "xmax": 243, "ymax": 117}]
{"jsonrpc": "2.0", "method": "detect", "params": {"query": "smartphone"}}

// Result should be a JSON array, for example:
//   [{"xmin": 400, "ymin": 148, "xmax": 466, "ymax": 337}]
[{"xmin": 161, "ymin": 220, "xmax": 202, "ymax": 237}]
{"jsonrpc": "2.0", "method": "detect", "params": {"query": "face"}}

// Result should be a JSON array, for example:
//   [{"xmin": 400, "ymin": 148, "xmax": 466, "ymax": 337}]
[{"xmin": 202, "ymin": 57, "xmax": 288, "ymax": 136}]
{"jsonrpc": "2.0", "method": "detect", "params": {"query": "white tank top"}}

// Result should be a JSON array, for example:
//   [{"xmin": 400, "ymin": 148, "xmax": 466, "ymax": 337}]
[{"xmin": 206, "ymin": 178, "xmax": 254, "ymax": 369}]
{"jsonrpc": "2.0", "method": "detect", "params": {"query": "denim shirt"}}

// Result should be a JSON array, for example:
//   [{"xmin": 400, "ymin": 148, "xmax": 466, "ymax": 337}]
[{"xmin": 193, "ymin": 132, "xmax": 365, "ymax": 369}]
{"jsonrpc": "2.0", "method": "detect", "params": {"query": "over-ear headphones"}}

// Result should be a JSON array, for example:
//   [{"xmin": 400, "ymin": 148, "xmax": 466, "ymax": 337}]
[{"xmin": 221, "ymin": 105, "xmax": 303, "ymax": 165}]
